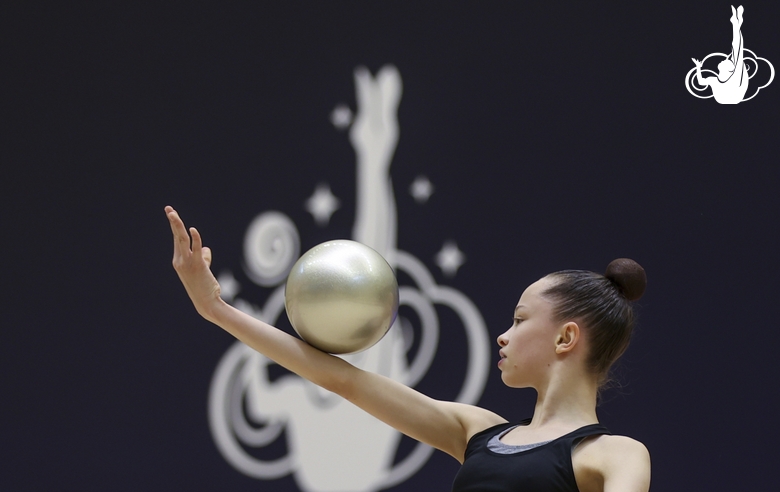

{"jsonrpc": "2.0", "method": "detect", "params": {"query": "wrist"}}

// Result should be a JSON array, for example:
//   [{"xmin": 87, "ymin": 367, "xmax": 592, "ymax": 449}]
[{"xmin": 198, "ymin": 295, "xmax": 229, "ymax": 324}]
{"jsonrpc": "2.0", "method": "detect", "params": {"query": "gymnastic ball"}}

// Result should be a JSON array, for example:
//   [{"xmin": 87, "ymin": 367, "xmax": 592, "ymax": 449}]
[{"xmin": 284, "ymin": 240, "xmax": 399, "ymax": 354}]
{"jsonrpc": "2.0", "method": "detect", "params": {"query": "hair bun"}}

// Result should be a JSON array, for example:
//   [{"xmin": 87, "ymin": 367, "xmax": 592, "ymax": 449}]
[{"xmin": 605, "ymin": 258, "xmax": 647, "ymax": 301}]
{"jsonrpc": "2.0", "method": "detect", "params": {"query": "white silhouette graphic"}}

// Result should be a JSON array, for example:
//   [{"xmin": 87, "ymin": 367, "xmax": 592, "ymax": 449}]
[
  {"xmin": 686, "ymin": 5, "xmax": 774, "ymax": 103},
  {"xmin": 208, "ymin": 65, "xmax": 491, "ymax": 491}
]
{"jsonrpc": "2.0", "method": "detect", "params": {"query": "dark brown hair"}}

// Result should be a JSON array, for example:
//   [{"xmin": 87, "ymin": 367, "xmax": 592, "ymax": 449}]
[{"xmin": 542, "ymin": 258, "xmax": 647, "ymax": 384}]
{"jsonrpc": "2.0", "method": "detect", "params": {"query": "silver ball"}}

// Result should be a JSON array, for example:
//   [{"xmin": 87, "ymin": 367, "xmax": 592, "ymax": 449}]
[{"xmin": 284, "ymin": 240, "xmax": 399, "ymax": 354}]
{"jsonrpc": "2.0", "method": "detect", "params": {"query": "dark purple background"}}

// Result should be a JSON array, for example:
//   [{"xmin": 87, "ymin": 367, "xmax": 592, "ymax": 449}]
[{"xmin": 3, "ymin": 1, "xmax": 779, "ymax": 490}]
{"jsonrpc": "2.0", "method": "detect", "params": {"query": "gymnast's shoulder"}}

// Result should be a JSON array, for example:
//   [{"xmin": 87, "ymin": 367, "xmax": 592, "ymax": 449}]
[{"xmin": 574, "ymin": 434, "xmax": 651, "ymax": 492}]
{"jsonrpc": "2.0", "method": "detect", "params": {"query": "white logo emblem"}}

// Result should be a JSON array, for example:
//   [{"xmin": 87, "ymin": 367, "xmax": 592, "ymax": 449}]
[
  {"xmin": 207, "ymin": 66, "xmax": 492, "ymax": 492},
  {"xmin": 685, "ymin": 5, "xmax": 774, "ymax": 104}
]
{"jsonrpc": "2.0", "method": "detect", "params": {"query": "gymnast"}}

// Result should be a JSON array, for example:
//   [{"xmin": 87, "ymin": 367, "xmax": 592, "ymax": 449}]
[
  {"xmin": 166, "ymin": 205, "xmax": 651, "ymax": 491},
  {"xmin": 692, "ymin": 5, "xmax": 748, "ymax": 104}
]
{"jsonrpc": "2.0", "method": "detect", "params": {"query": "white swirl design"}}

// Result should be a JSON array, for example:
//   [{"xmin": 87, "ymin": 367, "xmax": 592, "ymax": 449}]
[{"xmin": 243, "ymin": 211, "xmax": 300, "ymax": 287}]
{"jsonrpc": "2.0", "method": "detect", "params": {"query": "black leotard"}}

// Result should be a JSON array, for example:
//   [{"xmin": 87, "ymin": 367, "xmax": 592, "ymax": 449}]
[{"xmin": 451, "ymin": 419, "xmax": 611, "ymax": 492}]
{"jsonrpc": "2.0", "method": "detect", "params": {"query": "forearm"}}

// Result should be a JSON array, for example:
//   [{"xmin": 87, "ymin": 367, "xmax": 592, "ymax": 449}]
[
  {"xmin": 204, "ymin": 299, "xmax": 355, "ymax": 392},
  {"xmin": 695, "ymin": 67, "xmax": 707, "ymax": 86}
]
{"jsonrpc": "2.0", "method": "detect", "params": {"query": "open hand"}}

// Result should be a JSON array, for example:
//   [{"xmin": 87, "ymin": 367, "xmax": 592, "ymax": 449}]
[
  {"xmin": 691, "ymin": 58, "xmax": 702, "ymax": 67},
  {"xmin": 166, "ymin": 206, "xmax": 223, "ymax": 320}
]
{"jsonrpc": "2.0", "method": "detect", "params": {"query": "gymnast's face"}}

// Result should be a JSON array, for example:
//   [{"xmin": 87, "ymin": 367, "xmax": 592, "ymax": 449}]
[{"xmin": 496, "ymin": 278, "xmax": 560, "ymax": 388}]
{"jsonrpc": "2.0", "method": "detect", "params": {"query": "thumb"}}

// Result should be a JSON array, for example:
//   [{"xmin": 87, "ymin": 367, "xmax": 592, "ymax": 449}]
[{"xmin": 202, "ymin": 247, "xmax": 213, "ymax": 267}]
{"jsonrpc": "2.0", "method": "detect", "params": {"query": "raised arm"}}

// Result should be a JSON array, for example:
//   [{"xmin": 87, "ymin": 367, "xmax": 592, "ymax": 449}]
[
  {"xmin": 165, "ymin": 206, "xmax": 504, "ymax": 461},
  {"xmin": 692, "ymin": 58, "xmax": 711, "ymax": 87}
]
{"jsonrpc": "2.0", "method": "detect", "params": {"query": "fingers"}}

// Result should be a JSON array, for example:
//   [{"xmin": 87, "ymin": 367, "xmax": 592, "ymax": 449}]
[
  {"xmin": 190, "ymin": 226, "xmax": 203, "ymax": 260},
  {"xmin": 166, "ymin": 206, "xmax": 191, "ymax": 258},
  {"xmin": 165, "ymin": 206, "xmax": 213, "ymax": 269}
]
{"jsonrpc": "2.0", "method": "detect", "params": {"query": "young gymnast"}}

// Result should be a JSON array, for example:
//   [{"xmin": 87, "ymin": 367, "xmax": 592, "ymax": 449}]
[{"xmin": 165, "ymin": 205, "xmax": 651, "ymax": 491}]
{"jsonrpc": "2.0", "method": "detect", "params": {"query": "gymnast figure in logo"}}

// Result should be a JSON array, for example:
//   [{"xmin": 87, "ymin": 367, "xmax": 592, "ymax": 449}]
[{"xmin": 691, "ymin": 5, "xmax": 747, "ymax": 104}]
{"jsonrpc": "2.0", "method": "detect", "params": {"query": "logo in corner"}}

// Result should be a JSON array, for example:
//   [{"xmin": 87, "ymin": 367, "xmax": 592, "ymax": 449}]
[{"xmin": 685, "ymin": 5, "xmax": 774, "ymax": 104}]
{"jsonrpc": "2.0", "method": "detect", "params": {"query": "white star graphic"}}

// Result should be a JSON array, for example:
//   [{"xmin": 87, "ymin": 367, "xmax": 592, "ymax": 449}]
[
  {"xmin": 305, "ymin": 183, "xmax": 341, "ymax": 227},
  {"xmin": 435, "ymin": 240, "xmax": 466, "ymax": 277},
  {"xmin": 409, "ymin": 175, "xmax": 435, "ymax": 204},
  {"xmin": 217, "ymin": 270, "xmax": 241, "ymax": 302},
  {"xmin": 330, "ymin": 104, "xmax": 353, "ymax": 130}
]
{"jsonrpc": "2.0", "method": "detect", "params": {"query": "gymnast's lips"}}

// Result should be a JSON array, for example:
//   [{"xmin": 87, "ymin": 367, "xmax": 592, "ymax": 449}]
[{"xmin": 498, "ymin": 351, "xmax": 507, "ymax": 367}]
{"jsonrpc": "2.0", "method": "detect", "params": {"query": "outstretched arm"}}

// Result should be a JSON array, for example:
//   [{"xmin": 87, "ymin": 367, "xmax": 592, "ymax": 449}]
[
  {"xmin": 165, "ymin": 206, "xmax": 504, "ymax": 461},
  {"xmin": 692, "ymin": 58, "xmax": 711, "ymax": 86}
]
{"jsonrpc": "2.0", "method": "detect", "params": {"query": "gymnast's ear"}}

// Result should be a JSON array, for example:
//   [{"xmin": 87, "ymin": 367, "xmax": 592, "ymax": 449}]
[{"xmin": 555, "ymin": 322, "xmax": 580, "ymax": 354}]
